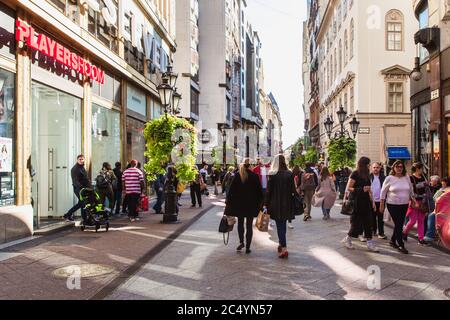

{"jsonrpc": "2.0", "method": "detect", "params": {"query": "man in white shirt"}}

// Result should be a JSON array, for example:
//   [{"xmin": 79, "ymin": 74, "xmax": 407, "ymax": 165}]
[{"xmin": 370, "ymin": 162, "xmax": 387, "ymax": 239}]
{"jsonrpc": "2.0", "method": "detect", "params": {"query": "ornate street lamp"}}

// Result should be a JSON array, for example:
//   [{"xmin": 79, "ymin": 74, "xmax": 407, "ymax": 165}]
[
  {"xmin": 172, "ymin": 88, "xmax": 182, "ymax": 115},
  {"xmin": 337, "ymin": 106, "xmax": 347, "ymax": 126},
  {"xmin": 350, "ymin": 116, "xmax": 360, "ymax": 138},
  {"xmin": 164, "ymin": 64, "xmax": 178, "ymax": 89},
  {"xmin": 324, "ymin": 116, "xmax": 334, "ymax": 138},
  {"xmin": 157, "ymin": 77, "xmax": 173, "ymax": 114}
]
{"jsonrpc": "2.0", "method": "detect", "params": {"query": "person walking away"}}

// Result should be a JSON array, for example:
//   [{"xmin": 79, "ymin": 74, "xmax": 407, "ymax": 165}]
[
  {"xmin": 288, "ymin": 166, "xmax": 303, "ymax": 229},
  {"xmin": 379, "ymin": 160, "xmax": 416, "ymax": 254},
  {"xmin": 153, "ymin": 172, "xmax": 165, "ymax": 214},
  {"xmin": 200, "ymin": 165, "xmax": 208, "ymax": 194},
  {"xmin": 190, "ymin": 170, "xmax": 203, "ymax": 208},
  {"xmin": 253, "ymin": 158, "xmax": 270, "ymax": 195},
  {"xmin": 300, "ymin": 162, "xmax": 319, "ymax": 221},
  {"xmin": 341, "ymin": 157, "xmax": 379, "ymax": 252},
  {"xmin": 95, "ymin": 162, "xmax": 116, "ymax": 215},
  {"xmin": 212, "ymin": 166, "xmax": 221, "ymax": 195},
  {"xmin": 370, "ymin": 162, "xmax": 387, "ymax": 239},
  {"xmin": 64, "ymin": 155, "xmax": 90, "ymax": 223},
  {"xmin": 122, "ymin": 160, "xmax": 144, "ymax": 222},
  {"xmin": 226, "ymin": 158, "xmax": 263, "ymax": 254},
  {"xmin": 121, "ymin": 162, "xmax": 132, "ymax": 214},
  {"xmin": 403, "ymin": 163, "xmax": 430, "ymax": 246},
  {"xmin": 222, "ymin": 166, "xmax": 235, "ymax": 198},
  {"xmin": 113, "ymin": 162, "xmax": 123, "ymax": 216},
  {"xmin": 265, "ymin": 154, "xmax": 297, "ymax": 259},
  {"xmin": 334, "ymin": 168, "xmax": 342, "ymax": 192},
  {"xmin": 312, "ymin": 167, "xmax": 337, "ymax": 220}
]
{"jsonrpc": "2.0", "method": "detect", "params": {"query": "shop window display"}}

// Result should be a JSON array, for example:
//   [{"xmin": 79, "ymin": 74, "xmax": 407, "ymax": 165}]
[
  {"xmin": 91, "ymin": 104, "xmax": 121, "ymax": 181},
  {"xmin": 0, "ymin": 69, "xmax": 15, "ymax": 206}
]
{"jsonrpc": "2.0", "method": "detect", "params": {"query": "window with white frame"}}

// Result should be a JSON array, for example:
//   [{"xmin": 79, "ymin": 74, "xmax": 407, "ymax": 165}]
[
  {"xmin": 386, "ymin": 10, "xmax": 403, "ymax": 51},
  {"xmin": 388, "ymin": 82, "xmax": 403, "ymax": 113}
]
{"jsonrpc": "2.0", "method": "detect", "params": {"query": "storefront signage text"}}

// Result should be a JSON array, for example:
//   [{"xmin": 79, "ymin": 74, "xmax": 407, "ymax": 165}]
[{"xmin": 15, "ymin": 20, "xmax": 105, "ymax": 84}]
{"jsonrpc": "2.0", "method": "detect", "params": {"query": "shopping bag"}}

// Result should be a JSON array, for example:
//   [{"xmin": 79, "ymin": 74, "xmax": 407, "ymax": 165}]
[
  {"xmin": 140, "ymin": 195, "xmax": 149, "ymax": 212},
  {"xmin": 177, "ymin": 183, "xmax": 186, "ymax": 194},
  {"xmin": 256, "ymin": 210, "xmax": 270, "ymax": 232}
]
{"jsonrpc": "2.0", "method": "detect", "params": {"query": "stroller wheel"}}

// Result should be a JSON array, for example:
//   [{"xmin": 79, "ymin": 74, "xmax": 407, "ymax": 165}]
[
  {"xmin": 95, "ymin": 224, "xmax": 100, "ymax": 233},
  {"xmin": 80, "ymin": 226, "xmax": 85, "ymax": 232}
]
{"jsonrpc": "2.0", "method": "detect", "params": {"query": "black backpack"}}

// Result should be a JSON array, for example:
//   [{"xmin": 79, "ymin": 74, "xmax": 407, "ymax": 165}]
[{"xmin": 96, "ymin": 172, "xmax": 110, "ymax": 189}]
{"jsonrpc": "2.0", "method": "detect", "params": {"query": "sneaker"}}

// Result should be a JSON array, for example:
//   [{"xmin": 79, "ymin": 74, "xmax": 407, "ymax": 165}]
[
  {"xmin": 129, "ymin": 218, "xmax": 136, "ymax": 222},
  {"xmin": 288, "ymin": 223, "xmax": 294, "ymax": 229},
  {"xmin": 389, "ymin": 241, "xmax": 399, "ymax": 249},
  {"xmin": 236, "ymin": 243, "xmax": 245, "ymax": 251},
  {"xmin": 342, "ymin": 236, "xmax": 354, "ymax": 250},
  {"xmin": 245, "ymin": 248, "xmax": 252, "ymax": 254},
  {"xmin": 190, "ymin": 205, "xmax": 196, "ymax": 208},
  {"xmin": 358, "ymin": 235, "xmax": 367, "ymax": 242},
  {"xmin": 398, "ymin": 246, "xmax": 409, "ymax": 254},
  {"xmin": 135, "ymin": 217, "xmax": 141, "ymax": 221},
  {"xmin": 378, "ymin": 234, "xmax": 388, "ymax": 240},
  {"xmin": 418, "ymin": 240, "xmax": 431, "ymax": 246},
  {"xmin": 367, "ymin": 240, "xmax": 380, "ymax": 252}
]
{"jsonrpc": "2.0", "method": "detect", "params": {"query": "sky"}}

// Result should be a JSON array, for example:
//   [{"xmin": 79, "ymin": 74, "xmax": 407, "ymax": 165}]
[{"xmin": 246, "ymin": 0, "xmax": 308, "ymax": 149}]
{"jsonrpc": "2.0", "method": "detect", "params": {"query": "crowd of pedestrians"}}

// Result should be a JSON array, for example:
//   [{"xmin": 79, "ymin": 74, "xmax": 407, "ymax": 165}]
[{"xmin": 64, "ymin": 153, "xmax": 449, "ymax": 257}]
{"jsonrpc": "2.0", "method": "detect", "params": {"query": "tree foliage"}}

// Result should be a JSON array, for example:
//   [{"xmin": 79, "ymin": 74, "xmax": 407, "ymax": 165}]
[
  {"xmin": 304, "ymin": 146, "xmax": 320, "ymax": 164},
  {"xmin": 143, "ymin": 115, "xmax": 198, "ymax": 183},
  {"xmin": 327, "ymin": 136, "xmax": 357, "ymax": 173}
]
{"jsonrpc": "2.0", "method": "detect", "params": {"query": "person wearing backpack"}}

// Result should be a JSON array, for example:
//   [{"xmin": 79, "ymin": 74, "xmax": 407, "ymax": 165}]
[
  {"xmin": 300, "ymin": 162, "xmax": 319, "ymax": 221},
  {"xmin": 96, "ymin": 162, "xmax": 116, "ymax": 214}
]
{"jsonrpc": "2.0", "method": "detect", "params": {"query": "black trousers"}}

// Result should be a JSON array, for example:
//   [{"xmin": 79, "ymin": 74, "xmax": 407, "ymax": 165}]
[
  {"xmin": 127, "ymin": 193, "xmax": 140, "ymax": 218},
  {"xmin": 387, "ymin": 204, "xmax": 408, "ymax": 247},
  {"xmin": 348, "ymin": 208, "xmax": 373, "ymax": 240},
  {"xmin": 372, "ymin": 202, "xmax": 385, "ymax": 236},
  {"xmin": 238, "ymin": 217, "xmax": 254, "ymax": 249},
  {"xmin": 190, "ymin": 183, "xmax": 202, "ymax": 206}
]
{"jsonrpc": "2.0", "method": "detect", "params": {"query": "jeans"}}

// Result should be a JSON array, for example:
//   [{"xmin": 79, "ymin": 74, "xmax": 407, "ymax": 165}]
[
  {"xmin": 66, "ymin": 186, "xmax": 87, "ymax": 222},
  {"xmin": 153, "ymin": 190, "xmax": 165, "ymax": 213},
  {"xmin": 372, "ymin": 202, "xmax": 385, "ymax": 236},
  {"xmin": 113, "ymin": 190, "xmax": 122, "ymax": 215},
  {"xmin": 275, "ymin": 220, "xmax": 287, "ymax": 247},
  {"xmin": 127, "ymin": 193, "xmax": 140, "ymax": 218},
  {"xmin": 321, "ymin": 202, "xmax": 330, "ymax": 217},
  {"xmin": 97, "ymin": 187, "xmax": 114, "ymax": 211},
  {"xmin": 238, "ymin": 217, "xmax": 254, "ymax": 249},
  {"xmin": 424, "ymin": 213, "xmax": 436, "ymax": 241},
  {"xmin": 387, "ymin": 203, "xmax": 408, "ymax": 247}
]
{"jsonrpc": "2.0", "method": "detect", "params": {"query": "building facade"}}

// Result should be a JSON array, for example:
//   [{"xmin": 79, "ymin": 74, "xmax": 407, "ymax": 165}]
[
  {"xmin": 410, "ymin": 0, "xmax": 450, "ymax": 178},
  {"xmin": 316, "ymin": 0, "xmax": 415, "ymax": 166},
  {"xmin": 0, "ymin": 0, "xmax": 176, "ymax": 243}
]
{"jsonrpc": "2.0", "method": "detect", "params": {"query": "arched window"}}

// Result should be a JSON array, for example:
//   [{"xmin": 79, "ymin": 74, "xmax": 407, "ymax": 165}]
[
  {"xmin": 350, "ymin": 19, "xmax": 354, "ymax": 59},
  {"xmin": 339, "ymin": 39, "xmax": 342, "ymax": 73},
  {"xmin": 344, "ymin": 29, "xmax": 348, "ymax": 65},
  {"xmin": 386, "ymin": 10, "xmax": 404, "ymax": 51}
]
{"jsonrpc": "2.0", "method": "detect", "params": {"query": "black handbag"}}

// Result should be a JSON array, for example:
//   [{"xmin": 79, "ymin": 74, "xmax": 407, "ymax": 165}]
[
  {"xmin": 341, "ymin": 199, "xmax": 354, "ymax": 216},
  {"xmin": 292, "ymin": 193, "xmax": 305, "ymax": 216},
  {"xmin": 218, "ymin": 215, "xmax": 236, "ymax": 245}
]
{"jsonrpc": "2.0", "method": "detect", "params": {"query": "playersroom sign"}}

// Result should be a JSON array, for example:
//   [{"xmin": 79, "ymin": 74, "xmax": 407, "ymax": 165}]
[{"xmin": 15, "ymin": 20, "xmax": 105, "ymax": 84}]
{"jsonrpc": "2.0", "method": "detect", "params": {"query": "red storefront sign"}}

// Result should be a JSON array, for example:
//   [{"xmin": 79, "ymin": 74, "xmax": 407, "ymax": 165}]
[{"xmin": 15, "ymin": 19, "xmax": 105, "ymax": 84}]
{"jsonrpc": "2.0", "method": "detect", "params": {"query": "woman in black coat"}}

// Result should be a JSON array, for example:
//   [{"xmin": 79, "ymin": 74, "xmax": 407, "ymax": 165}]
[
  {"xmin": 226, "ymin": 158, "xmax": 263, "ymax": 254},
  {"xmin": 265, "ymin": 154, "xmax": 296, "ymax": 259}
]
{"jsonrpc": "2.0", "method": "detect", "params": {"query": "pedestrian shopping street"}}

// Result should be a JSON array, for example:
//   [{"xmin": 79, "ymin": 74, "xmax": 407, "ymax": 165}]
[{"xmin": 1, "ymin": 191, "xmax": 447, "ymax": 300}]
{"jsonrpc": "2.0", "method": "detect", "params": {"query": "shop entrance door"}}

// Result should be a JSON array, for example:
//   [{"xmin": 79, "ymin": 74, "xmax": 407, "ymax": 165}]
[{"xmin": 31, "ymin": 82, "xmax": 82, "ymax": 228}]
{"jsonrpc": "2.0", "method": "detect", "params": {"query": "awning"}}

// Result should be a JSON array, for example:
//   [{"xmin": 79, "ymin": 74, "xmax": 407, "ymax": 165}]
[{"xmin": 387, "ymin": 147, "xmax": 411, "ymax": 160}]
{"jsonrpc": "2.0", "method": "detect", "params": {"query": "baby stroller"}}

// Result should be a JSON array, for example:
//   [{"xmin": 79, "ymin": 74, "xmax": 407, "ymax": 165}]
[{"xmin": 79, "ymin": 188, "xmax": 109, "ymax": 232}]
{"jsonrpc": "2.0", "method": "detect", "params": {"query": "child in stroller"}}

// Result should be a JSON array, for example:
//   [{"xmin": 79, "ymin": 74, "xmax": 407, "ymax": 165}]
[{"xmin": 79, "ymin": 188, "xmax": 109, "ymax": 232}]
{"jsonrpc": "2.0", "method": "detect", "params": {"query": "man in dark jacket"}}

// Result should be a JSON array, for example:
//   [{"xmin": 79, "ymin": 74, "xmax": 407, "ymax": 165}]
[
  {"xmin": 369, "ymin": 162, "xmax": 386, "ymax": 239},
  {"xmin": 113, "ymin": 162, "xmax": 123, "ymax": 216},
  {"xmin": 64, "ymin": 155, "xmax": 90, "ymax": 223}
]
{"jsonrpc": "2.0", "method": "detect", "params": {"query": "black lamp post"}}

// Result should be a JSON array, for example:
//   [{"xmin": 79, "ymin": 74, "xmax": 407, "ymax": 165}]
[
  {"xmin": 222, "ymin": 129, "xmax": 227, "ymax": 167},
  {"xmin": 156, "ymin": 64, "xmax": 182, "ymax": 224},
  {"xmin": 324, "ymin": 106, "xmax": 360, "ymax": 199}
]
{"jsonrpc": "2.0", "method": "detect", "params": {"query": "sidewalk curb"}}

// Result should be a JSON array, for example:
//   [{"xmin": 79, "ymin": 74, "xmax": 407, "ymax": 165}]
[
  {"xmin": 384, "ymin": 221, "xmax": 450, "ymax": 254},
  {"xmin": 89, "ymin": 204, "xmax": 215, "ymax": 300}
]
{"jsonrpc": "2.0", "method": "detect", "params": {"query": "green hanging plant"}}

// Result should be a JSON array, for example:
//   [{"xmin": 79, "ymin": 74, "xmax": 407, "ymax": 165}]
[
  {"xmin": 143, "ymin": 114, "xmax": 198, "ymax": 184},
  {"xmin": 327, "ymin": 136, "xmax": 357, "ymax": 173}
]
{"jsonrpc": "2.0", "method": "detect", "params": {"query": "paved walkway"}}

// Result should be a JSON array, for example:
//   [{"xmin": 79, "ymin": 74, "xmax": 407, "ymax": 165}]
[
  {"xmin": 107, "ymin": 200, "xmax": 450, "ymax": 300},
  {"xmin": 0, "ymin": 190, "xmax": 217, "ymax": 300}
]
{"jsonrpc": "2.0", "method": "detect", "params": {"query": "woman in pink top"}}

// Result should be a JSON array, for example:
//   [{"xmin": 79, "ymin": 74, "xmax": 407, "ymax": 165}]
[{"xmin": 380, "ymin": 160, "xmax": 417, "ymax": 254}]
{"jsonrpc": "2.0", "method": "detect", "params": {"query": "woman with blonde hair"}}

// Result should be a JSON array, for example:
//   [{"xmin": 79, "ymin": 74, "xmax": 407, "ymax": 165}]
[{"xmin": 225, "ymin": 158, "xmax": 263, "ymax": 254}]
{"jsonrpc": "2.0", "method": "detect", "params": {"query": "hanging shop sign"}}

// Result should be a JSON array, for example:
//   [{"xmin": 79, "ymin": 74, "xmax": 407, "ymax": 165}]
[{"xmin": 15, "ymin": 20, "xmax": 105, "ymax": 84}]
